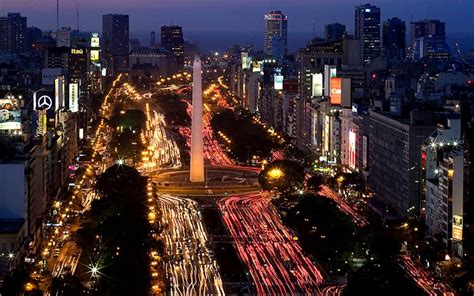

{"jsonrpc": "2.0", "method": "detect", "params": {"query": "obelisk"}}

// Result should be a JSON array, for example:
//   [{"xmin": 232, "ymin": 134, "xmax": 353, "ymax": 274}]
[{"xmin": 190, "ymin": 55, "xmax": 205, "ymax": 182}]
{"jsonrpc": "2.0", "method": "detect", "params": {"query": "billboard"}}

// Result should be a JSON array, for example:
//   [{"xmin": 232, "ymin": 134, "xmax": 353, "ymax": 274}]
[
  {"xmin": 311, "ymin": 73, "xmax": 323, "ymax": 97},
  {"xmin": 0, "ymin": 110, "xmax": 21, "ymax": 130},
  {"xmin": 55, "ymin": 76, "xmax": 66, "ymax": 110},
  {"xmin": 42, "ymin": 68, "xmax": 62, "ymax": 86},
  {"xmin": 90, "ymin": 50, "xmax": 100, "ymax": 62},
  {"xmin": 274, "ymin": 74, "xmax": 283, "ymax": 90},
  {"xmin": 69, "ymin": 83, "xmax": 79, "ymax": 112},
  {"xmin": 0, "ymin": 97, "xmax": 21, "ymax": 130},
  {"xmin": 36, "ymin": 109, "xmax": 47, "ymax": 136},
  {"xmin": 330, "ymin": 77, "xmax": 342, "ymax": 105},
  {"xmin": 33, "ymin": 91, "xmax": 55, "ymax": 111},
  {"xmin": 324, "ymin": 65, "xmax": 337, "ymax": 97},
  {"xmin": 241, "ymin": 52, "xmax": 251, "ymax": 69},
  {"xmin": 349, "ymin": 129, "xmax": 356, "ymax": 169},
  {"xmin": 252, "ymin": 61, "xmax": 263, "ymax": 73},
  {"xmin": 91, "ymin": 33, "xmax": 100, "ymax": 48},
  {"xmin": 452, "ymin": 215, "xmax": 463, "ymax": 241}
]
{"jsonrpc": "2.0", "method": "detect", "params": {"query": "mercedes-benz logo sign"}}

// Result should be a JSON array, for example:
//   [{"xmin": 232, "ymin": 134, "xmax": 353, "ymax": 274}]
[{"xmin": 37, "ymin": 95, "xmax": 53, "ymax": 110}]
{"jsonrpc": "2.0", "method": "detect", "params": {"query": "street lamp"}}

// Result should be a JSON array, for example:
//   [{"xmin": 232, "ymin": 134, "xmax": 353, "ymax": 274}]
[{"xmin": 267, "ymin": 168, "xmax": 284, "ymax": 180}]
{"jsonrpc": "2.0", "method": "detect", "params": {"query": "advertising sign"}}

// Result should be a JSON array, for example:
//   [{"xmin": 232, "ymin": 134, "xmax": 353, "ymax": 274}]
[
  {"xmin": 252, "ymin": 61, "xmax": 263, "ymax": 73},
  {"xmin": 33, "ymin": 92, "xmax": 54, "ymax": 111},
  {"xmin": 311, "ymin": 73, "xmax": 323, "ymax": 97},
  {"xmin": 349, "ymin": 129, "xmax": 356, "ymax": 169},
  {"xmin": 91, "ymin": 33, "xmax": 100, "ymax": 48},
  {"xmin": 241, "ymin": 52, "xmax": 251, "ymax": 70},
  {"xmin": 42, "ymin": 68, "xmax": 62, "ymax": 86},
  {"xmin": 90, "ymin": 50, "xmax": 100, "ymax": 62},
  {"xmin": 324, "ymin": 65, "xmax": 337, "ymax": 97},
  {"xmin": 0, "ymin": 110, "xmax": 21, "ymax": 130},
  {"xmin": 274, "ymin": 74, "xmax": 284, "ymax": 90},
  {"xmin": 452, "ymin": 215, "xmax": 463, "ymax": 241},
  {"xmin": 37, "ymin": 109, "xmax": 47, "ymax": 136},
  {"xmin": 330, "ymin": 77, "xmax": 342, "ymax": 105},
  {"xmin": 55, "ymin": 76, "xmax": 65, "ymax": 110},
  {"xmin": 69, "ymin": 83, "xmax": 79, "ymax": 112}
]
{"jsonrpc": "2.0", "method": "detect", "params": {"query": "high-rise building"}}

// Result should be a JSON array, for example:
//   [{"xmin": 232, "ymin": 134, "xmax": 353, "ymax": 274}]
[
  {"xmin": 56, "ymin": 27, "xmax": 72, "ymax": 47},
  {"xmin": 409, "ymin": 19, "xmax": 449, "ymax": 61},
  {"xmin": 410, "ymin": 19, "xmax": 445, "ymax": 44},
  {"xmin": 383, "ymin": 17, "xmax": 406, "ymax": 60},
  {"xmin": 368, "ymin": 110, "xmax": 436, "ymax": 218},
  {"xmin": 325, "ymin": 23, "xmax": 346, "ymax": 42},
  {"xmin": 355, "ymin": 4, "xmax": 381, "ymax": 64},
  {"xmin": 150, "ymin": 31, "xmax": 156, "ymax": 48},
  {"xmin": 264, "ymin": 10, "xmax": 288, "ymax": 56},
  {"xmin": 102, "ymin": 14, "xmax": 129, "ymax": 76},
  {"xmin": 0, "ymin": 13, "xmax": 27, "ymax": 53},
  {"xmin": 161, "ymin": 25, "xmax": 184, "ymax": 72}
]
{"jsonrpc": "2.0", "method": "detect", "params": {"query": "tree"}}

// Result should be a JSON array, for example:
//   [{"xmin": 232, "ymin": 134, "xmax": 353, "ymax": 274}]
[
  {"xmin": 307, "ymin": 174, "xmax": 324, "ymax": 192},
  {"xmin": 258, "ymin": 160, "xmax": 305, "ymax": 195}
]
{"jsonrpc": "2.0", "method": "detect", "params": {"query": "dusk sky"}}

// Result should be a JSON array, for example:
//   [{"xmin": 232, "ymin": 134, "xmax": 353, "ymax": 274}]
[{"xmin": 1, "ymin": 0, "xmax": 473, "ymax": 34}]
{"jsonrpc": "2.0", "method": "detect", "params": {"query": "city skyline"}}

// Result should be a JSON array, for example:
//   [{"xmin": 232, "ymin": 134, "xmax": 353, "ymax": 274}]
[{"xmin": 1, "ymin": 0, "xmax": 473, "ymax": 34}]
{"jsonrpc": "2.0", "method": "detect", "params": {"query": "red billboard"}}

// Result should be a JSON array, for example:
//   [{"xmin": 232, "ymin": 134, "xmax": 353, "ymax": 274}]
[{"xmin": 330, "ymin": 77, "xmax": 342, "ymax": 105}]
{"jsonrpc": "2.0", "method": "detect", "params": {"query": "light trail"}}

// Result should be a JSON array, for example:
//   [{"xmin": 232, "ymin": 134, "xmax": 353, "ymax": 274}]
[
  {"xmin": 398, "ymin": 255, "xmax": 454, "ymax": 296},
  {"xmin": 155, "ymin": 193, "xmax": 225, "ymax": 296},
  {"xmin": 318, "ymin": 185, "xmax": 368, "ymax": 227},
  {"xmin": 218, "ymin": 193, "xmax": 324, "ymax": 294}
]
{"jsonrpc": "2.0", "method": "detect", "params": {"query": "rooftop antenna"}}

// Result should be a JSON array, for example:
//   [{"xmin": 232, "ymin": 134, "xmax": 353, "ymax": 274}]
[
  {"xmin": 312, "ymin": 20, "xmax": 317, "ymax": 38},
  {"xmin": 76, "ymin": 1, "xmax": 80, "ymax": 31},
  {"xmin": 56, "ymin": 0, "xmax": 60, "ymax": 31}
]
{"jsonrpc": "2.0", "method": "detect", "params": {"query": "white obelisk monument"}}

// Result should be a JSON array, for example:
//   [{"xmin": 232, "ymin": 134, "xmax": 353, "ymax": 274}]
[{"xmin": 190, "ymin": 55, "xmax": 205, "ymax": 182}]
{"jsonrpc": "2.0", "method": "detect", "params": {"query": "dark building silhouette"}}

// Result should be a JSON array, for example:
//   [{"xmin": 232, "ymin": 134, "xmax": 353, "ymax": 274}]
[
  {"xmin": 355, "ymin": 4, "xmax": 381, "ymax": 64},
  {"xmin": 383, "ymin": 17, "xmax": 406, "ymax": 60},
  {"xmin": 161, "ymin": 25, "xmax": 184, "ymax": 72},
  {"xmin": 325, "ymin": 23, "xmax": 346, "ymax": 42},
  {"xmin": 102, "ymin": 14, "xmax": 129, "ymax": 76},
  {"xmin": 0, "ymin": 13, "xmax": 27, "ymax": 53}
]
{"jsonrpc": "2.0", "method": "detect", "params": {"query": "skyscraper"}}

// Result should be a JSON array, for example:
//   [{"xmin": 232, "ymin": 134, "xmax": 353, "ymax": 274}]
[
  {"xmin": 150, "ymin": 31, "xmax": 156, "ymax": 48},
  {"xmin": 264, "ymin": 10, "xmax": 288, "ymax": 56},
  {"xmin": 325, "ymin": 23, "xmax": 346, "ymax": 42},
  {"xmin": 383, "ymin": 17, "xmax": 406, "ymax": 60},
  {"xmin": 161, "ymin": 25, "xmax": 184, "ymax": 72},
  {"xmin": 410, "ymin": 19, "xmax": 445, "ymax": 44},
  {"xmin": 410, "ymin": 19, "xmax": 449, "ymax": 61},
  {"xmin": 355, "ymin": 4, "xmax": 381, "ymax": 64},
  {"xmin": 0, "ymin": 13, "xmax": 27, "ymax": 53},
  {"xmin": 102, "ymin": 14, "xmax": 129, "ymax": 76}
]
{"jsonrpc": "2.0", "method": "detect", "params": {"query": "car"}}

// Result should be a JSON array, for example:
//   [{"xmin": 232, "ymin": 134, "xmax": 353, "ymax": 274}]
[{"xmin": 53, "ymin": 248, "xmax": 61, "ymax": 257}]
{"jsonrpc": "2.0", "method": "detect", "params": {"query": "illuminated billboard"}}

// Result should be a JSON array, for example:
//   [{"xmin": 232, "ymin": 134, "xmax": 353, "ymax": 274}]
[
  {"xmin": 69, "ymin": 83, "xmax": 79, "ymax": 112},
  {"xmin": 323, "ymin": 115, "xmax": 330, "ymax": 153},
  {"xmin": 0, "ymin": 97, "xmax": 21, "ymax": 130},
  {"xmin": 311, "ymin": 73, "xmax": 323, "ymax": 97},
  {"xmin": 55, "ymin": 76, "xmax": 65, "ymax": 110},
  {"xmin": 71, "ymin": 48, "xmax": 84, "ymax": 55},
  {"xmin": 330, "ymin": 77, "xmax": 342, "ymax": 105},
  {"xmin": 452, "ymin": 215, "xmax": 463, "ymax": 241},
  {"xmin": 252, "ymin": 61, "xmax": 263, "ymax": 73},
  {"xmin": 241, "ymin": 52, "xmax": 251, "ymax": 69},
  {"xmin": 37, "ymin": 109, "xmax": 47, "ymax": 136},
  {"xmin": 91, "ymin": 33, "xmax": 100, "ymax": 48},
  {"xmin": 349, "ymin": 129, "xmax": 356, "ymax": 169},
  {"xmin": 324, "ymin": 65, "xmax": 337, "ymax": 96},
  {"xmin": 90, "ymin": 50, "xmax": 100, "ymax": 62},
  {"xmin": 274, "ymin": 74, "xmax": 284, "ymax": 90},
  {"xmin": 0, "ymin": 110, "xmax": 21, "ymax": 130}
]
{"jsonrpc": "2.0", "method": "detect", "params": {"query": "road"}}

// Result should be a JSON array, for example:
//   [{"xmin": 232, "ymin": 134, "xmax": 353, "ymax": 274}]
[
  {"xmin": 218, "ymin": 192, "xmax": 324, "ymax": 294},
  {"xmin": 398, "ymin": 255, "xmax": 455, "ymax": 296},
  {"xmin": 318, "ymin": 185, "xmax": 368, "ymax": 227},
  {"xmin": 154, "ymin": 193, "xmax": 225, "ymax": 295}
]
